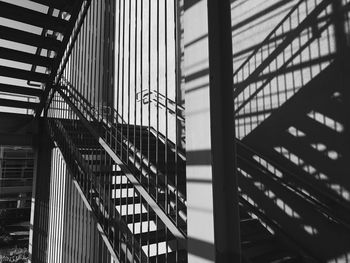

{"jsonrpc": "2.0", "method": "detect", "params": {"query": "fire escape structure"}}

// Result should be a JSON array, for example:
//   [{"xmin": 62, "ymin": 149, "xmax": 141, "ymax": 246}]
[{"xmin": 0, "ymin": 0, "xmax": 349, "ymax": 262}]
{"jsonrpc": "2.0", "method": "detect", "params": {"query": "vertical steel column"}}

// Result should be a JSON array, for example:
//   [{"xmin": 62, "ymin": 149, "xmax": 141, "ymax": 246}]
[
  {"xmin": 206, "ymin": 0, "xmax": 241, "ymax": 261},
  {"xmin": 184, "ymin": 0, "xmax": 241, "ymax": 262},
  {"xmin": 29, "ymin": 122, "xmax": 53, "ymax": 263},
  {"xmin": 332, "ymin": 1, "xmax": 348, "ymax": 55},
  {"xmin": 332, "ymin": 0, "xmax": 350, "ymax": 182}
]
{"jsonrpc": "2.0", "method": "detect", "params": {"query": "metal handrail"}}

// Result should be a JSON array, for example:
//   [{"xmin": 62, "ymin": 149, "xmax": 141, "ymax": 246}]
[
  {"xmin": 63, "ymin": 84, "xmax": 188, "ymax": 199},
  {"xmin": 136, "ymin": 89, "xmax": 185, "ymax": 122},
  {"xmin": 60, "ymin": 77, "xmax": 187, "ymax": 159}
]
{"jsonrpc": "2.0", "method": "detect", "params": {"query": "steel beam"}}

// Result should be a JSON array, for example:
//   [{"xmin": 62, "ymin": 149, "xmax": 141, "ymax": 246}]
[
  {"xmin": 0, "ymin": 47, "xmax": 53, "ymax": 69},
  {"xmin": 0, "ymin": 1, "xmax": 69, "ymax": 33},
  {"xmin": 184, "ymin": 0, "xmax": 241, "ymax": 262},
  {"xmin": 0, "ymin": 98, "xmax": 38, "ymax": 109},
  {"xmin": 0, "ymin": 83, "xmax": 43, "ymax": 97},
  {"xmin": 0, "ymin": 25, "xmax": 61, "ymax": 52},
  {"xmin": 207, "ymin": 0, "xmax": 241, "ymax": 261},
  {"xmin": 0, "ymin": 65, "xmax": 48, "ymax": 83},
  {"xmin": 0, "ymin": 112, "xmax": 36, "ymax": 134},
  {"xmin": 29, "ymin": 124, "xmax": 53, "ymax": 263},
  {"xmin": 29, "ymin": 0, "xmax": 76, "ymax": 13},
  {"xmin": 0, "ymin": 133, "xmax": 34, "ymax": 146},
  {"xmin": 0, "ymin": 186, "xmax": 32, "ymax": 194}
]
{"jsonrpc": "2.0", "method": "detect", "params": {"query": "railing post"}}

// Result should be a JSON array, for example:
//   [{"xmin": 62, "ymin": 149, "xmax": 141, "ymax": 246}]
[{"xmin": 184, "ymin": 0, "xmax": 241, "ymax": 262}]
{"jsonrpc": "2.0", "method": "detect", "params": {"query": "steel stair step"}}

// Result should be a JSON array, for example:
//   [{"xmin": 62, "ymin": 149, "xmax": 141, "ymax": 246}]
[
  {"xmin": 122, "ymin": 212, "xmax": 157, "ymax": 224},
  {"xmin": 114, "ymin": 196, "xmax": 142, "ymax": 206},
  {"xmin": 135, "ymin": 229, "xmax": 173, "ymax": 246}
]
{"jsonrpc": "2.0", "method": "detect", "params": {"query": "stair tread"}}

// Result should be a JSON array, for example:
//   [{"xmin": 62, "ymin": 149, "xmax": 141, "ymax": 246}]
[
  {"xmin": 122, "ymin": 212, "xmax": 157, "ymax": 223},
  {"xmin": 134, "ymin": 229, "xmax": 174, "ymax": 245},
  {"xmin": 149, "ymin": 250, "xmax": 187, "ymax": 263}
]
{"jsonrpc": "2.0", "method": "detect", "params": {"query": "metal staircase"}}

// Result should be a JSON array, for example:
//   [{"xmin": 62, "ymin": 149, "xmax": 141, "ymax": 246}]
[
  {"xmin": 51, "ymin": 77, "xmax": 316, "ymax": 262},
  {"xmin": 47, "ymin": 107, "xmax": 187, "ymax": 262},
  {"xmin": 0, "ymin": 0, "xmax": 89, "ymax": 115},
  {"xmin": 13, "ymin": 0, "xmax": 348, "ymax": 261},
  {"xmin": 46, "ymin": 85, "xmax": 187, "ymax": 262},
  {"xmin": 58, "ymin": 81, "xmax": 187, "ymax": 235}
]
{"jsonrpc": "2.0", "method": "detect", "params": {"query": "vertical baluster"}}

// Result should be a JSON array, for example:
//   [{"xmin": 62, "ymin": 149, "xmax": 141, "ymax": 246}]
[
  {"xmin": 164, "ymin": 0, "xmax": 169, "ymax": 228},
  {"xmin": 134, "ymin": 0, "xmax": 138, "ymax": 169},
  {"xmin": 127, "ymin": 0, "xmax": 132, "ymax": 164},
  {"xmin": 174, "ymin": 0, "xmax": 180, "ymax": 229},
  {"xmin": 148, "ymin": 0, "xmax": 152, "ymax": 195},
  {"xmin": 115, "ymin": 0, "xmax": 121, "ymax": 156},
  {"xmin": 121, "ymin": 0, "xmax": 126, "ymax": 161},
  {"xmin": 140, "ymin": 0, "xmax": 144, "ymax": 184}
]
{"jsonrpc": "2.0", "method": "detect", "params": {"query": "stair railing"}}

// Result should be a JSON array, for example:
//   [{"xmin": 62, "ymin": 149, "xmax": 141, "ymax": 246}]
[
  {"xmin": 136, "ymin": 89, "xmax": 185, "ymax": 123},
  {"xmin": 47, "ymin": 117, "xmax": 148, "ymax": 262},
  {"xmin": 60, "ymin": 78, "xmax": 186, "ymax": 179},
  {"xmin": 48, "ymin": 86, "xmax": 188, "ymax": 260},
  {"xmin": 136, "ymin": 88, "xmax": 187, "ymax": 154},
  {"xmin": 56, "ymin": 80, "xmax": 188, "ymax": 239}
]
